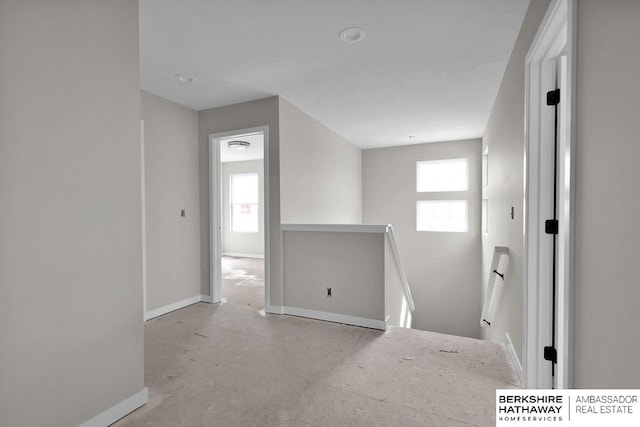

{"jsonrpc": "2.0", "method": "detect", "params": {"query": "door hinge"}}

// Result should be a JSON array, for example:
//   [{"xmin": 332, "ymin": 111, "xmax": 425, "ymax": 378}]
[
  {"xmin": 544, "ymin": 346, "xmax": 557, "ymax": 363},
  {"xmin": 546, "ymin": 89, "xmax": 560, "ymax": 106},
  {"xmin": 545, "ymin": 219, "xmax": 558, "ymax": 235}
]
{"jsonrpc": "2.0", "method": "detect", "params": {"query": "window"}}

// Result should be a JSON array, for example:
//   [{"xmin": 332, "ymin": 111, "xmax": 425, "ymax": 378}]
[
  {"xmin": 417, "ymin": 200, "xmax": 468, "ymax": 232},
  {"xmin": 482, "ymin": 198, "xmax": 489, "ymax": 234},
  {"xmin": 416, "ymin": 158, "xmax": 470, "ymax": 232},
  {"xmin": 230, "ymin": 173, "xmax": 259, "ymax": 233},
  {"xmin": 482, "ymin": 146, "xmax": 489, "ymax": 234},
  {"xmin": 417, "ymin": 158, "xmax": 468, "ymax": 192},
  {"xmin": 482, "ymin": 147, "xmax": 489, "ymax": 188}
]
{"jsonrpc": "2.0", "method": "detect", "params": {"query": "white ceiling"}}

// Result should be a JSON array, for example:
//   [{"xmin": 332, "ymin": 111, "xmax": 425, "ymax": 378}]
[
  {"xmin": 219, "ymin": 133, "xmax": 264, "ymax": 163},
  {"xmin": 140, "ymin": 0, "xmax": 530, "ymax": 149}
]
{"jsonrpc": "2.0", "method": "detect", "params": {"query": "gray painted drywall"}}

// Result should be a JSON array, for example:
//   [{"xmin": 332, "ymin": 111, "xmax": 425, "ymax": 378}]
[
  {"xmin": 141, "ymin": 90, "xmax": 201, "ymax": 311},
  {"xmin": 222, "ymin": 160, "xmax": 265, "ymax": 257},
  {"xmin": 363, "ymin": 140, "xmax": 482, "ymax": 338},
  {"xmin": 282, "ymin": 231, "xmax": 385, "ymax": 321},
  {"xmin": 573, "ymin": 0, "xmax": 640, "ymax": 388},
  {"xmin": 279, "ymin": 98, "xmax": 362, "ymax": 224},
  {"xmin": 481, "ymin": 0, "xmax": 550, "ymax": 365},
  {"xmin": 0, "ymin": 1, "xmax": 144, "ymax": 426},
  {"xmin": 199, "ymin": 97, "xmax": 281, "ymax": 306}
]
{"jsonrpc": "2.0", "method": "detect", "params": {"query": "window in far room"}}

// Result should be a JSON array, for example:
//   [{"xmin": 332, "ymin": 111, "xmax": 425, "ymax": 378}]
[
  {"xmin": 416, "ymin": 158, "xmax": 469, "ymax": 232},
  {"xmin": 482, "ymin": 146, "xmax": 489, "ymax": 234},
  {"xmin": 230, "ymin": 173, "xmax": 259, "ymax": 233}
]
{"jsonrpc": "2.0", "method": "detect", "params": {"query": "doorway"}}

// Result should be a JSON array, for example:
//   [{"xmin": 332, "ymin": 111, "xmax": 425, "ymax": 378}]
[
  {"xmin": 209, "ymin": 127, "xmax": 269, "ymax": 310},
  {"xmin": 524, "ymin": 0, "xmax": 575, "ymax": 389}
]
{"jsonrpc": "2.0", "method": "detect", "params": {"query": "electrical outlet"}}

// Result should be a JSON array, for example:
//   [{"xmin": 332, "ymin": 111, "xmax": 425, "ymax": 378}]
[
  {"xmin": 181, "ymin": 209, "xmax": 186, "ymax": 217},
  {"xmin": 326, "ymin": 287, "xmax": 332, "ymax": 297}
]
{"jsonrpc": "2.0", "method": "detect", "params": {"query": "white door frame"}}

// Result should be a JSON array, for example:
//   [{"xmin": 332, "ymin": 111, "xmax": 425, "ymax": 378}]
[
  {"xmin": 140, "ymin": 120, "xmax": 148, "ymax": 319},
  {"xmin": 524, "ymin": 0, "xmax": 576, "ymax": 389},
  {"xmin": 209, "ymin": 126, "xmax": 270, "ymax": 309}
]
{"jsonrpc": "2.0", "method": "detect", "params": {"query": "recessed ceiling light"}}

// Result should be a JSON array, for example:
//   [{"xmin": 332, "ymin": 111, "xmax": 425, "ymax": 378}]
[
  {"xmin": 228, "ymin": 140, "xmax": 250, "ymax": 150},
  {"xmin": 339, "ymin": 27, "xmax": 366, "ymax": 44},
  {"xmin": 174, "ymin": 73, "xmax": 196, "ymax": 83}
]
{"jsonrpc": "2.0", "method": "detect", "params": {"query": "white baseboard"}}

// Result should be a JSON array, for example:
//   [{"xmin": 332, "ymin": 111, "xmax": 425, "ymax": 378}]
[
  {"xmin": 147, "ymin": 298, "xmax": 385, "ymax": 331},
  {"xmin": 275, "ymin": 305, "xmax": 386, "ymax": 330},
  {"xmin": 266, "ymin": 304, "xmax": 284, "ymax": 314},
  {"xmin": 505, "ymin": 332, "xmax": 524, "ymax": 385},
  {"xmin": 144, "ymin": 295, "xmax": 203, "ymax": 321},
  {"xmin": 222, "ymin": 252, "xmax": 264, "ymax": 259},
  {"xmin": 79, "ymin": 387, "xmax": 148, "ymax": 427}
]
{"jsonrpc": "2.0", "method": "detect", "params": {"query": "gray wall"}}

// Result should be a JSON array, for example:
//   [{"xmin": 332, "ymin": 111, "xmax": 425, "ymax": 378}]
[
  {"xmin": 222, "ymin": 160, "xmax": 265, "ymax": 257},
  {"xmin": 282, "ymin": 231, "xmax": 385, "ymax": 321},
  {"xmin": 573, "ymin": 0, "xmax": 640, "ymax": 388},
  {"xmin": 363, "ymin": 139, "xmax": 482, "ymax": 338},
  {"xmin": 0, "ymin": 1, "xmax": 144, "ymax": 426},
  {"xmin": 199, "ymin": 97, "xmax": 281, "ymax": 306},
  {"xmin": 481, "ymin": 0, "xmax": 550, "ymax": 365},
  {"xmin": 141, "ymin": 90, "xmax": 201, "ymax": 311},
  {"xmin": 279, "ymin": 98, "xmax": 362, "ymax": 224}
]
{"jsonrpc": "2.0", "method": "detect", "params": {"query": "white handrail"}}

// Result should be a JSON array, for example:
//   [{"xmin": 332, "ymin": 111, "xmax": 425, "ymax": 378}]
[
  {"xmin": 385, "ymin": 225, "xmax": 415, "ymax": 312},
  {"xmin": 481, "ymin": 246, "xmax": 509, "ymax": 327}
]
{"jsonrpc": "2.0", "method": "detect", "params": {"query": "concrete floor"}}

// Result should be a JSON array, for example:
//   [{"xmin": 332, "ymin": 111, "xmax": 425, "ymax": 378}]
[{"xmin": 115, "ymin": 257, "xmax": 520, "ymax": 426}]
